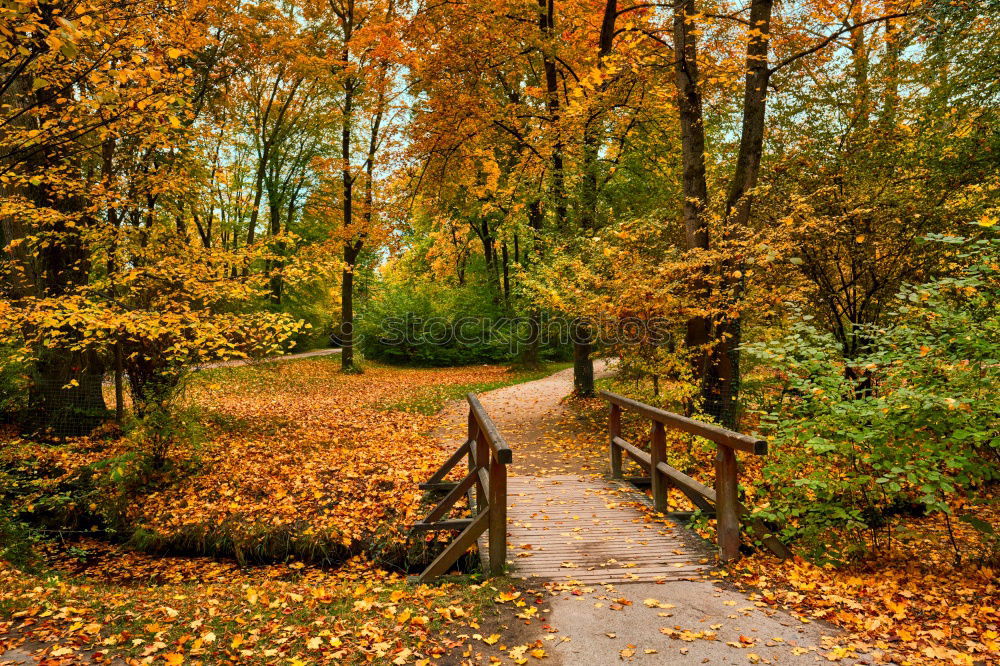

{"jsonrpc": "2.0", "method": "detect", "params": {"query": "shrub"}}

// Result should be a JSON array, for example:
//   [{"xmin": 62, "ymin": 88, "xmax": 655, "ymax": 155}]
[
  {"xmin": 0, "ymin": 344, "xmax": 30, "ymax": 422},
  {"xmin": 746, "ymin": 228, "xmax": 999, "ymax": 562},
  {"xmin": 359, "ymin": 276, "xmax": 569, "ymax": 366},
  {"xmin": 0, "ymin": 505, "xmax": 38, "ymax": 569}
]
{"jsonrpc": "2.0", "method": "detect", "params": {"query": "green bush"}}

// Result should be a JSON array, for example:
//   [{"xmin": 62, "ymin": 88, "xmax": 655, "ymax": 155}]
[
  {"xmin": 746, "ymin": 228, "xmax": 999, "ymax": 562},
  {"xmin": 0, "ymin": 344, "xmax": 30, "ymax": 421},
  {"xmin": 0, "ymin": 505, "xmax": 39, "ymax": 569},
  {"xmin": 275, "ymin": 278, "xmax": 334, "ymax": 351},
  {"xmin": 359, "ymin": 277, "xmax": 569, "ymax": 366}
]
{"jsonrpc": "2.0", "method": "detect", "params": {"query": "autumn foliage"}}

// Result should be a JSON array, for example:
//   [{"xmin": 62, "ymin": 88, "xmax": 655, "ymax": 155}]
[{"xmin": 2, "ymin": 0, "xmax": 999, "ymax": 663}]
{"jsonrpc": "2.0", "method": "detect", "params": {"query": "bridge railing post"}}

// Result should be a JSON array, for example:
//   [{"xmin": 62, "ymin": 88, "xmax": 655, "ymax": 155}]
[
  {"xmin": 609, "ymin": 403, "xmax": 622, "ymax": 478},
  {"xmin": 467, "ymin": 408, "xmax": 477, "ymax": 477},
  {"xmin": 650, "ymin": 421, "xmax": 667, "ymax": 513},
  {"xmin": 414, "ymin": 394, "xmax": 512, "ymax": 582},
  {"xmin": 488, "ymin": 452, "xmax": 507, "ymax": 575},
  {"xmin": 715, "ymin": 444, "xmax": 740, "ymax": 562}
]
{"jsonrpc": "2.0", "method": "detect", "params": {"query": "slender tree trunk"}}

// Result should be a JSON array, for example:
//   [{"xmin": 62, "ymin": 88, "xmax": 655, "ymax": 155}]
[
  {"xmin": 246, "ymin": 148, "xmax": 269, "ymax": 247},
  {"xmin": 501, "ymin": 240, "xmax": 510, "ymax": 303},
  {"xmin": 713, "ymin": 0, "xmax": 775, "ymax": 427},
  {"xmin": 340, "ymin": 56, "xmax": 357, "ymax": 370},
  {"xmin": 522, "ymin": 199, "xmax": 544, "ymax": 368},
  {"xmin": 268, "ymin": 197, "xmax": 283, "ymax": 304},
  {"xmin": 881, "ymin": 19, "xmax": 901, "ymax": 131},
  {"xmin": 673, "ymin": 0, "xmax": 713, "ymax": 408},
  {"xmin": 341, "ymin": 242, "xmax": 361, "ymax": 370},
  {"xmin": 538, "ymin": 0, "xmax": 567, "ymax": 228},
  {"xmin": 570, "ymin": 0, "xmax": 618, "ymax": 393},
  {"xmin": 579, "ymin": 0, "xmax": 617, "ymax": 231},
  {"xmin": 573, "ymin": 319, "xmax": 595, "ymax": 397}
]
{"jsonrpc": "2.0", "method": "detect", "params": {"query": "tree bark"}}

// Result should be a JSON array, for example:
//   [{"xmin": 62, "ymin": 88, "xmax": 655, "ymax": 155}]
[
  {"xmin": 712, "ymin": 0, "xmax": 775, "ymax": 427},
  {"xmin": 573, "ymin": 319, "xmax": 595, "ymax": 397},
  {"xmin": 673, "ymin": 0, "xmax": 713, "ymax": 406},
  {"xmin": 341, "ymin": 241, "xmax": 361, "ymax": 370},
  {"xmin": 340, "ymin": 64, "xmax": 357, "ymax": 371},
  {"xmin": 2, "ymin": 60, "xmax": 107, "ymax": 435},
  {"xmin": 538, "ymin": 0, "xmax": 567, "ymax": 228}
]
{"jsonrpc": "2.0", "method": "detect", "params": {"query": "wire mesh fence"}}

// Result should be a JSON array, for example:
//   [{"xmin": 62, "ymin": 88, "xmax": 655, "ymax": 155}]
[{"xmin": 2, "ymin": 371, "xmax": 131, "ymax": 438}]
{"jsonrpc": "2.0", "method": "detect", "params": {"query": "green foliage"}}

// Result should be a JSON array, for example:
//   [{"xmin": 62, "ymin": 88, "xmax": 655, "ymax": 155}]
[
  {"xmin": 359, "ymin": 276, "xmax": 568, "ymax": 366},
  {"xmin": 0, "ymin": 344, "xmax": 30, "ymax": 420},
  {"xmin": 273, "ymin": 282, "xmax": 332, "ymax": 352},
  {"xmin": 128, "ymin": 400, "xmax": 203, "ymax": 470},
  {"xmin": 0, "ymin": 504, "xmax": 39, "ymax": 569},
  {"xmin": 746, "ymin": 229, "xmax": 1000, "ymax": 562}
]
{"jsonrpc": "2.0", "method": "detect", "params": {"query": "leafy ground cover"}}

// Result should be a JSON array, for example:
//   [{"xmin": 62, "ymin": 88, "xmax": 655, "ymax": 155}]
[
  {"xmin": 0, "ymin": 357, "xmax": 559, "ymax": 663},
  {"xmin": 0, "ymin": 548, "xmax": 503, "ymax": 664},
  {"xmin": 2, "ymin": 358, "xmax": 566, "ymax": 566}
]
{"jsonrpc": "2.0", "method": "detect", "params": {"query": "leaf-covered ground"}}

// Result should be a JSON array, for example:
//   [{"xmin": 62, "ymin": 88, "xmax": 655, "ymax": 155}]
[
  {"xmin": 730, "ymin": 524, "xmax": 1000, "ymax": 664},
  {"xmin": 0, "ymin": 358, "xmax": 559, "ymax": 663},
  {"xmin": 2, "ymin": 358, "xmax": 563, "ymax": 565},
  {"xmin": 0, "ymin": 548, "xmax": 503, "ymax": 664},
  {"xmin": 2, "ymin": 359, "xmax": 997, "ymax": 664}
]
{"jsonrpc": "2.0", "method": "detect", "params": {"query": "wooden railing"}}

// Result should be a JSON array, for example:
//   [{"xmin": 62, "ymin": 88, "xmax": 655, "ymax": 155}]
[
  {"xmin": 601, "ymin": 390, "xmax": 790, "ymax": 562},
  {"xmin": 411, "ymin": 393, "xmax": 511, "ymax": 582}
]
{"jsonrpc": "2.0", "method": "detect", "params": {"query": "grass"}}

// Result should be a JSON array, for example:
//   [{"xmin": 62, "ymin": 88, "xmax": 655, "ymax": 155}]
[{"xmin": 381, "ymin": 361, "xmax": 573, "ymax": 415}]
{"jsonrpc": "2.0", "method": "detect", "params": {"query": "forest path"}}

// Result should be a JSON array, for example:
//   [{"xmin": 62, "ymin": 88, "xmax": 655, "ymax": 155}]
[
  {"xmin": 437, "ymin": 363, "xmax": 841, "ymax": 664},
  {"xmin": 199, "ymin": 346, "xmax": 340, "ymax": 369}
]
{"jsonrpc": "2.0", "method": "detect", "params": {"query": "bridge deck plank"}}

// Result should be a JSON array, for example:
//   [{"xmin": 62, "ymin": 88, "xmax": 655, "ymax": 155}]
[{"xmin": 480, "ymin": 475, "xmax": 712, "ymax": 582}]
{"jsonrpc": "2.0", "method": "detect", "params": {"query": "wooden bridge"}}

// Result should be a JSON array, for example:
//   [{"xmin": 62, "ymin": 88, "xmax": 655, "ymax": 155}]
[{"xmin": 412, "ymin": 390, "xmax": 788, "ymax": 583}]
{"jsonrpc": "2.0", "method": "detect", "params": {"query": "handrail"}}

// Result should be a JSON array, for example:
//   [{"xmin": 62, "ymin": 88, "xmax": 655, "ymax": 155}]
[
  {"xmin": 600, "ymin": 390, "xmax": 766, "ymax": 455},
  {"xmin": 602, "ymin": 391, "xmax": 789, "ymax": 562},
  {"xmin": 412, "ymin": 394, "xmax": 511, "ymax": 581},
  {"xmin": 467, "ymin": 393, "xmax": 512, "ymax": 463}
]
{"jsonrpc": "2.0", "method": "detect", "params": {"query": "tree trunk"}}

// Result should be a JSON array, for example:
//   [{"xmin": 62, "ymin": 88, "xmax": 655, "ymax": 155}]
[
  {"xmin": 2, "ymin": 67, "xmax": 107, "ymax": 435},
  {"xmin": 579, "ymin": 0, "xmax": 618, "ymax": 231},
  {"xmin": 673, "ymin": 0, "xmax": 713, "ymax": 406},
  {"xmin": 713, "ymin": 0, "xmax": 775, "ymax": 427},
  {"xmin": 522, "ymin": 199, "xmax": 544, "ymax": 368},
  {"xmin": 341, "ymin": 242, "xmax": 361, "ymax": 370},
  {"xmin": 268, "ymin": 198, "xmax": 283, "ymax": 304},
  {"xmin": 245, "ymin": 148, "xmax": 269, "ymax": 247},
  {"xmin": 340, "ymin": 49, "xmax": 357, "ymax": 371},
  {"xmin": 501, "ymin": 240, "xmax": 510, "ymax": 303},
  {"xmin": 573, "ymin": 319, "xmax": 595, "ymax": 397},
  {"xmin": 538, "ymin": 0, "xmax": 567, "ymax": 228}
]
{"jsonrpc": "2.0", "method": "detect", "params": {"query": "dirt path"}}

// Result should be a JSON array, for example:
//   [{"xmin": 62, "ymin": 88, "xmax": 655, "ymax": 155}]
[
  {"xmin": 436, "ymin": 360, "xmax": 614, "ymax": 475},
  {"xmin": 436, "ymin": 363, "xmax": 846, "ymax": 665},
  {"xmin": 200, "ymin": 347, "xmax": 340, "ymax": 369}
]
